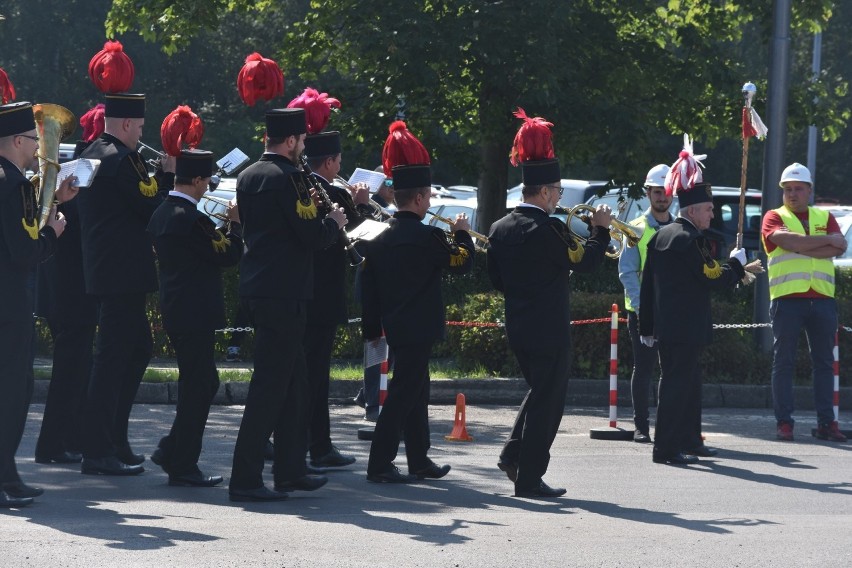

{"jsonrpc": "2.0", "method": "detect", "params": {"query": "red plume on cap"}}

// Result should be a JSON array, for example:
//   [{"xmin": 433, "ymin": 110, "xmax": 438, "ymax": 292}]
[
  {"xmin": 237, "ymin": 52, "xmax": 284, "ymax": 107},
  {"xmin": 286, "ymin": 87, "xmax": 341, "ymax": 134},
  {"xmin": 88, "ymin": 40, "xmax": 135, "ymax": 94},
  {"xmin": 664, "ymin": 134, "xmax": 707, "ymax": 196},
  {"xmin": 160, "ymin": 105, "xmax": 204, "ymax": 157},
  {"xmin": 381, "ymin": 120, "xmax": 430, "ymax": 178},
  {"xmin": 80, "ymin": 104, "xmax": 106, "ymax": 142},
  {"xmin": 0, "ymin": 67, "xmax": 16, "ymax": 104},
  {"xmin": 509, "ymin": 107, "xmax": 555, "ymax": 166}
]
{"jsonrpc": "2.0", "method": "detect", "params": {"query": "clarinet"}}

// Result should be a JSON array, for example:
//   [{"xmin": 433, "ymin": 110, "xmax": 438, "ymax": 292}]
[{"xmin": 300, "ymin": 155, "xmax": 364, "ymax": 266}]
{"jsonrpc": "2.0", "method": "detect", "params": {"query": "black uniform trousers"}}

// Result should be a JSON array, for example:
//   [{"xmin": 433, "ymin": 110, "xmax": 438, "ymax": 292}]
[
  {"xmin": 36, "ymin": 322, "xmax": 95, "ymax": 457},
  {"xmin": 82, "ymin": 293, "xmax": 153, "ymax": 458},
  {"xmin": 304, "ymin": 321, "xmax": 339, "ymax": 459},
  {"xmin": 230, "ymin": 298, "xmax": 309, "ymax": 490},
  {"xmin": 654, "ymin": 340, "xmax": 704, "ymax": 455},
  {"xmin": 366, "ymin": 342, "xmax": 432, "ymax": 475},
  {"xmin": 626, "ymin": 310, "xmax": 659, "ymax": 433},
  {"xmin": 500, "ymin": 340, "xmax": 572, "ymax": 490},
  {"xmin": 0, "ymin": 321, "xmax": 35, "ymax": 484},
  {"xmin": 156, "ymin": 330, "xmax": 220, "ymax": 475}
]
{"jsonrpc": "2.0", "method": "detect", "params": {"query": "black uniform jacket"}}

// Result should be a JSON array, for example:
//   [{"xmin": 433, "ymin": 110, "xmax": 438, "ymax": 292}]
[
  {"xmin": 236, "ymin": 153, "xmax": 339, "ymax": 300},
  {"xmin": 147, "ymin": 195, "xmax": 243, "ymax": 333},
  {"xmin": 361, "ymin": 211, "xmax": 474, "ymax": 347},
  {"xmin": 487, "ymin": 205, "xmax": 610, "ymax": 351},
  {"xmin": 0, "ymin": 156, "xmax": 57, "ymax": 323},
  {"xmin": 307, "ymin": 174, "xmax": 371, "ymax": 325},
  {"xmin": 78, "ymin": 134, "xmax": 164, "ymax": 296},
  {"xmin": 639, "ymin": 218, "xmax": 745, "ymax": 345}
]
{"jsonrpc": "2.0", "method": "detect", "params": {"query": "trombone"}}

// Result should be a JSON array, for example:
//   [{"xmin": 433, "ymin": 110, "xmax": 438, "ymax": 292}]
[
  {"xmin": 559, "ymin": 204, "xmax": 643, "ymax": 259},
  {"xmin": 200, "ymin": 194, "xmax": 236, "ymax": 224},
  {"xmin": 427, "ymin": 211, "xmax": 489, "ymax": 245}
]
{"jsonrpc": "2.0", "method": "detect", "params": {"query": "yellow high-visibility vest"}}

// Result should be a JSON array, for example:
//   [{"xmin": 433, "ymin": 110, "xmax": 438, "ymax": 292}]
[
  {"xmin": 623, "ymin": 215, "xmax": 657, "ymax": 313},
  {"xmin": 764, "ymin": 206, "xmax": 835, "ymax": 300}
]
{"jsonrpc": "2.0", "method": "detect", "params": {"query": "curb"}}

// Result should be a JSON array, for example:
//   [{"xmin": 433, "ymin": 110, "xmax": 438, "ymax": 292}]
[{"xmin": 29, "ymin": 377, "xmax": 852, "ymax": 410}]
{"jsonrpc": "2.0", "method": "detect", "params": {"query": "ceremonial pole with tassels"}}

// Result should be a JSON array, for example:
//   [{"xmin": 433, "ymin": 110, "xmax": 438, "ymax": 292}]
[{"xmin": 737, "ymin": 82, "xmax": 768, "ymax": 249}]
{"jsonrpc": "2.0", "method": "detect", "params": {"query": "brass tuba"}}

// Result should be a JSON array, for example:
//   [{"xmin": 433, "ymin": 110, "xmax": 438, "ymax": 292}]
[
  {"xmin": 562, "ymin": 204, "xmax": 643, "ymax": 259},
  {"xmin": 32, "ymin": 103, "xmax": 76, "ymax": 228}
]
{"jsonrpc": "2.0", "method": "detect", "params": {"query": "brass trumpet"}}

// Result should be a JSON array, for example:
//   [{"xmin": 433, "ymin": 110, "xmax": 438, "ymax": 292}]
[
  {"xmin": 137, "ymin": 140, "xmax": 166, "ymax": 170},
  {"xmin": 560, "ymin": 204, "xmax": 643, "ymax": 259},
  {"xmin": 334, "ymin": 175, "xmax": 388, "ymax": 221},
  {"xmin": 427, "ymin": 211, "xmax": 489, "ymax": 245},
  {"xmin": 200, "ymin": 194, "xmax": 236, "ymax": 224}
]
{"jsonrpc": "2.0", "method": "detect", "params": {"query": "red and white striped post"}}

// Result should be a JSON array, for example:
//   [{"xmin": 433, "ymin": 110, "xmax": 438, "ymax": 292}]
[
  {"xmin": 833, "ymin": 331, "xmax": 840, "ymax": 422},
  {"xmin": 379, "ymin": 356, "xmax": 389, "ymax": 415},
  {"xmin": 609, "ymin": 303, "xmax": 619, "ymax": 428}
]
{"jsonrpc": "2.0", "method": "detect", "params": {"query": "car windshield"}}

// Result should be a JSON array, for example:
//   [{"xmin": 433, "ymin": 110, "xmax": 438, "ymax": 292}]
[{"xmin": 712, "ymin": 197, "xmax": 762, "ymax": 234}]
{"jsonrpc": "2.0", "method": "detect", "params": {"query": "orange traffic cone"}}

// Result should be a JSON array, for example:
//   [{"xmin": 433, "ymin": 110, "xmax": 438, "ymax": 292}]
[{"xmin": 445, "ymin": 393, "xmax": 473, "ymax": 442}]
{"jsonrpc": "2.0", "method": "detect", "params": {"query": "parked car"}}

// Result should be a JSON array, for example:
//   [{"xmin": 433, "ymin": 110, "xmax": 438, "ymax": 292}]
[
  {"xmin": 815, "ymin": 205, "xmax": 852, "ymax": 269},
  {"xmin": 584, "ymin": 185, "xmax": 763, "ymax": 260},
  {"xmin": 506, "ymin": 179, "xmax": 607, "ymax": 211}
]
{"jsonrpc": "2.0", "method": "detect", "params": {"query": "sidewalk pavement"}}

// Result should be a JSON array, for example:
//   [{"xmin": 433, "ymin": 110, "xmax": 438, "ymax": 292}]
[
  {"xmin": 32, "ymin": 358, "xmax": 852, "ymax": 410},
  {"xmin": 4, "ymin": 404, "xmax": 851, "ymax": 567}
]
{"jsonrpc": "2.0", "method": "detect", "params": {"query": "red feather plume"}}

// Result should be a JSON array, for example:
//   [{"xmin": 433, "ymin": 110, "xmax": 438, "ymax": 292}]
[
  {"xmin": 88, "ymin": 40, "xmax": 135, "ymax": 94},
  {"xmin": 381, "ymin": 120, "xmax": 430, "ymax": 178},
  {"xmin": 160, "ymin": 105, "xmax": 204, "ymax": 157},
  {"xmin": 0, "ymin": 67, "xmax": 16, "ymax": 105},
  {"xmin": 286, "ymin": 87, "xmax": 341, "ymax": 134},
  {"xmin": 237, "ymin": 52, "xmax": 284, "ymax": 107},
  {"xmin": 509, "ymin": 107, "xmax": 555, "ymax": 166},
  {"xmin": 79, "ymin": 104, "xmax": 106, "ymax": 142}
]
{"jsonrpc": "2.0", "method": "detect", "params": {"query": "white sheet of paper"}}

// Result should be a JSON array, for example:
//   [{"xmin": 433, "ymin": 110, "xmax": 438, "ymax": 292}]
[
  {"xmin": 347, "ymin": 168, "xmax": 386, "ymax": 193},
  {"xmin": 57, "ymin": 158, "xmax": 101, "ymax": 188},
  {"xmin": 216, "ymin": 148, "xmax": 250, "ymax": 175},
  {"xmin": 364, "ymin": 336, "xmax": 389, "ymax": 368}
]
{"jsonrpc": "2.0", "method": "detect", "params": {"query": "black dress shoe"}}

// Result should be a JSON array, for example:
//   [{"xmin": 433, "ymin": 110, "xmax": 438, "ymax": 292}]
[
  {"xmin": 81, "ymin": 456, "xmax": 145, "ymax": 476},
  {"xmin": 229, "ymin": 486, "xmax": 289, "ymax": 502},
  {"xmin": 274, "ymin": 474, "xmax": 328, "ymax": 492},
  {"xmin": 413, "ymin": 463, "xmax": 451, "ymax": 480},
  {"xmin": 115, "ymin": 444, "xmax": 145, "ymax": 466},
  {"xmin": 515, "ymin": 481, "xmax": 567, "ymax": 498},
  {"xmin": 497, "ymin": 460, "xmax": 518, "ymax": 483},
  {"xmin": 3, "ymin": 481, "xmax": 44, "ymax": 498},
  {"xmin": 150, "ymin": 448, "xmax": 171, "ymax": 473},
  {"xmin": 367, "ymin": 466, "xmax": 416, "ymax": 484},
  {"xmin": 633, "ymin": 431, "xmax": 652, "ymax": 444},
  {"xmin": 306, "ymin": 464, "xmax": 328, "ymax": 475},
  {"xmin": 652, "ymin": 451, "xmax": 699, "ymax": 465},
  {"xmin": 310, "ymin": 446, "xmax": 356, "ymax": 468},
  {"xmin": 35, "ymin": 451, "xmax": 83, "ymax": 464},
  {"xmin": 0, "ymin": 490, "xmax": 33, "ymax": 508},
  {"xmin": 684, "ymin": 445, "xmax": 718, "ymax": 457},
  {"xmin": 264, "ymin": 440, "xmax": 275, "ymax": 461},
  {"xmin": 169, "ymin": 471, "xmax": 224, "ymax": 487}
]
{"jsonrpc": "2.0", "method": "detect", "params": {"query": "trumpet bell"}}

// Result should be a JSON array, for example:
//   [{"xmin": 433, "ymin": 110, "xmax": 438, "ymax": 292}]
[{"xmin": 563, "ymin": 203, "xmax": 643, "ymax": 259}]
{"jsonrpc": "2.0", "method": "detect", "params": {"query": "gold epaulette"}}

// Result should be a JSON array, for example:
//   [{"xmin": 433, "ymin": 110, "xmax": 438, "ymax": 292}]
[
  {"xmin": 567, "ymin": 236, "xmax": 585, "ymax": 263},
  {"xmin": 21, "ymin": 218, "xmax": 38, "ymax": 240},
  {"xmin": 703, "ymin": 260, "xmax": 722, "ymax": 279},
  {"xmin": 292, "ymin": 173, "xmax": 318, "ymax": 219},
  {"xmin": 450, "ymin": 247, "xmax": 470, "ymax": 267}
]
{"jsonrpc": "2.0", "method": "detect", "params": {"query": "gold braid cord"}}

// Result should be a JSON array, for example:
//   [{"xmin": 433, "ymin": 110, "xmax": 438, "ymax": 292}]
[
  {"xmin": 20, "ymin": 182, "xmax": 38, "ymax": 240},
  {"xmin": 129, "ymin": 153, "xmax": 158, "ymax": 197},
  {"xmin": 292, "ymin": 174, "xmax": 318, "ymax": 219},
  {"xmin": 698, "ymin": 241, "xmax": 722, "ymax": 279}
]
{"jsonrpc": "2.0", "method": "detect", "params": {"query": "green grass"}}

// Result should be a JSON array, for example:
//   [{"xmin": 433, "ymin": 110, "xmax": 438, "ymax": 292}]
[{"xmin": 34, "ymin": 361, "xmax": 493, "ymax": 383}]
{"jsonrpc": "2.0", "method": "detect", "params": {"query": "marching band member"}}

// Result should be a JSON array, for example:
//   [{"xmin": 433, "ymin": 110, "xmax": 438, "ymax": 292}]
[
  {"xmin": 148, "ymin": 148, "xmax": 242, "ymax": 487},
  {"xmin": 0, "ymin": 99, "xmax": 77, "ymax": 506},
  {"xmin": 362, "ymin": 121, "xmax": 474, "ymax": 484},
  {"xmin": 488, "ymin": 109, "xmax": 611, "ymax": 498},
  {"xmin": 228, "ymin": 107, "xmax": 345, "ymax": 502}
]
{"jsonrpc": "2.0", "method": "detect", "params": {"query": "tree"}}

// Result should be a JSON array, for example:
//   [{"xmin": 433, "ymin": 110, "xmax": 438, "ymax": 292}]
[{"xmin": 102, "ymin": 0, "xmax": 848, "ymax": 230}]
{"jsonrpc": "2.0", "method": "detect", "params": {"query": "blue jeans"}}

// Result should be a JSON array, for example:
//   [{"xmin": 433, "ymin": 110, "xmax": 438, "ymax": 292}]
[{"xmin": 770, "ymin": 297, "xmax": 837, "ymax": 426}]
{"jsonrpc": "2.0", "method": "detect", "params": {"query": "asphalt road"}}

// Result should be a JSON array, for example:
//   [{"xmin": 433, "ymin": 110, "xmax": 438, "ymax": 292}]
[{"xmin": 2, "ymin": 404, "xmax": 850, "ymax": 567}]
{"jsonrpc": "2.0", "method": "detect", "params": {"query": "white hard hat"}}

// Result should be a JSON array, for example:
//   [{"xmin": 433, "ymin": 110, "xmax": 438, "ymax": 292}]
[
  {"xmin": 644, "ymin": 164, "xmax": 670, "ymax": 188},
  {"xmin": 779, "ymin": 162, "xmax": 813, "ymax": 187}
]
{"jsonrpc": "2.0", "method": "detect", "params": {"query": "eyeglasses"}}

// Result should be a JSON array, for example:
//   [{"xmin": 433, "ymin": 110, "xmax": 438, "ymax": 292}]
[
  {"xmin": 546, "ymin": 184, "xmax": 563, "ymax": 196},
  {"xmin": 17, "ymin": 134, "xmax": 39, "ymax": 142}
]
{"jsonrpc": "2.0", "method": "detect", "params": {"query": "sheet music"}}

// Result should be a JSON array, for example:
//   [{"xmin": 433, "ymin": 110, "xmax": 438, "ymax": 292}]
[
  {"xmin": 57, "ymin": 159, "xmax": 101, "ymax": 188},
  {"xmin": 347, "ymin": 219, "xmax": 389, "ymax": 242},
  {"xmin": 364, "ymin": 336, "xmax": 389, "ymax": 368},
  {"xmin": 216, "ymin": 148, "xmax": 250, "ymax": 175},
  {"xmin": 347, "ymin": 168, "xmax": 386, "ymax": 193}
]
